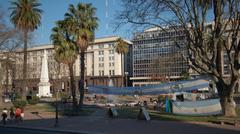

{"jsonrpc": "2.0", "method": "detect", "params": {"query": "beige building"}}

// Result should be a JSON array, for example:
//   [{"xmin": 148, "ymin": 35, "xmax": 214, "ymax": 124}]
[{"xmin": 1, "ymin": 36, "xmax": 132, "ymax": 94}]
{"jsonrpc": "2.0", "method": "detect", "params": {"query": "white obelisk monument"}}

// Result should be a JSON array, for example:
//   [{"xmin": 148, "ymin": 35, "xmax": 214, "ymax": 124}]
[{"xmin": 37, "ymin": 49, "xmax": 52, "ymax": 97}]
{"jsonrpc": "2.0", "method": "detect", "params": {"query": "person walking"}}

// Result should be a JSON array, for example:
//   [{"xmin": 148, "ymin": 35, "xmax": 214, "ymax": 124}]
[
  {"xmin": 1, "ymin": 108, "xmax": 8, "ymax": 125},
  {"xmin": 15, "ymin": 107, "xmax": 21, "ymax": 123},
  {"xmin": 20, "ymin": 108, "xmax": 24, "ymax": 121},
  {"xmin": 9, "ymin": 107, "xmax": 15, "ymax": 122}
]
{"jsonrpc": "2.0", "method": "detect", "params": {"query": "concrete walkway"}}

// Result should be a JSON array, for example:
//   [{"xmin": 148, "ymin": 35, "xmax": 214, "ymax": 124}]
[{"xmin": 1, "ymin": 110, "xmax": 240, "ymax": 134}]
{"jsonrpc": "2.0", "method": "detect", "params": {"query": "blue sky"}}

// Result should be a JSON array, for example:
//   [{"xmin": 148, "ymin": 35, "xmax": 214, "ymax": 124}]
[{"xmin": 0, "ymin": 0, "xmax": 131, "ymax": 46}]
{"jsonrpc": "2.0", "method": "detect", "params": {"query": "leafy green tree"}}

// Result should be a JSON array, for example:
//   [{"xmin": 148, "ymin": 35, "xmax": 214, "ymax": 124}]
[
  {"xmin": 51, "ymin": 20, "xmax": 78, "ymax": 111},
  {"xmin": 115, "ymin": 38, "xmax": 129, "ymax": 87},
  {"xmin": 64, "ymin": 3, "xmax": 98, "ymax": 106},
  {"xmin": 9, "ymin": 0, "xmax": 42, "ymax": 94}
]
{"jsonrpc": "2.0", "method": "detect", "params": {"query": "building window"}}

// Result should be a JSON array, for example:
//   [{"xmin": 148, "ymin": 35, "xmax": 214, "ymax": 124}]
[
  {"xmin": 109, "ymin": 62, "xmax": 115, "ymax": 66},
  {"xmin": 109, "ymin": 50, "xmax": 114, "ymax": 54},
  {"xmin": 109, "ymin": 56, "xmax": 114, "ymax": 61},
  {"xmin": 99, "ymin": 51, "xmax": 104, "ymax": 55},
  {"xmin": 102, "ymin": 70, "xmax": 104, "ymax": 76},
  {"xmin": 112, "ymin": 70, "xmax": 115, "ymax": 75},
  {"xmin": 99, "ymin": 44, "xmax": 104, "ymax": 49},
  {"xmin": 99, "ymin": 57, "xmax": 104, "ymax": 61},
  {"xmin": 109, "ymin": 70, "xmax": 112, "ymax": 75},
  {"xmin": 108, "ymin": 43, "xmax": 115, "ymax": 48},
  {"xmin": 99, "ymin": 63, "xmax": 104, "ymax": 67}
]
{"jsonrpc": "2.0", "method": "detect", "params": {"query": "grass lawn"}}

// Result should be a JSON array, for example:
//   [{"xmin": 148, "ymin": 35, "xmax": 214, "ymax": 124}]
[
  {"xmin": 61, "ymin": 108, "xmax": 95, "ymax": 116},
  {"xmin": 117, "ymin": 107, "xmax": 220, "ymax": 122},
  {"xmin": 25, "ymin": 102, "xmax": 95, "ymax": 116},
  {"xmin": 25, "ymin": 103, "xmax": 55, "ymax": 112}
]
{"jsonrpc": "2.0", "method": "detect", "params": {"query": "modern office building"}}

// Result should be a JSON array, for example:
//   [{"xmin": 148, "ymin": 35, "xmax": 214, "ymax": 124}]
[
  {"xmin": 0, "ymin": 36, "xmax": 132, "ymax": 94},
  {"xmin": 131, "ymin": 27, "xmax": 189, "ymax": 87},
  {"xmin": 130, "ymin": 24, "xmax": 240, "ymax": 92}
]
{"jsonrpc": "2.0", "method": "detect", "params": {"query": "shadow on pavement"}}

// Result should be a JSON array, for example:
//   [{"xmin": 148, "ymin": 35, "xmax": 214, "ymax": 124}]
[{"xmin": 1, "ymin": 105, "xmax": 240, "ymax": 134}]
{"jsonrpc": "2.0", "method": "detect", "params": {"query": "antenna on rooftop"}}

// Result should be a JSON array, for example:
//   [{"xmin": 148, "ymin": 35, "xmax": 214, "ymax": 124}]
[{"xmin": 105, "ymin": 0, "xmax": 109, "ymax": 34}]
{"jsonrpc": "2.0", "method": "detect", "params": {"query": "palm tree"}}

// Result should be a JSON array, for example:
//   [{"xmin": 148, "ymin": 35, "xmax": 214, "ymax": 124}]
[
  {"xmin": 65, "ymin": 3, "xmax": 98, "ymax": 106},
  {"xmin": 51, "ymin": 20, "xmax": 78, "ymax": 111},
  {"xmin": 9, "ymin": 0, "xmax": 42, "ymax": 94},
  {"xmin": 115, "ymin": 38, "xmax": 129, "ymax": 87}
]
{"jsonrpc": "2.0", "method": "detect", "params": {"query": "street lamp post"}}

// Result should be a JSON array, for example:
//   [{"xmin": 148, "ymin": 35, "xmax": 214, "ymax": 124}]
[
  {"xmin": 54, "ymin": 75, "xmax": 61, "ymax": 128},
  {"xmin": 125, "ymin": 72, "xmax": 128, "ymax": 87},
  {"xmin": 54, "ymin": 88, "xmax": 59, "ymax": 127}
]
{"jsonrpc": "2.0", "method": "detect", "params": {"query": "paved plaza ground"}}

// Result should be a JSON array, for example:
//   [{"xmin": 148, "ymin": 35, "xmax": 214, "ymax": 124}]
[{"xmin": 1, "ymin": 106, "xmax": 240, "ymax": 134}]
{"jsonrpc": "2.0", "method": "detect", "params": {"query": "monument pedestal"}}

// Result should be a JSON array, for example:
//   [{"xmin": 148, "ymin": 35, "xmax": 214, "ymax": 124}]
[{"xmin": 37, "ymin": 82, "xmax": 52, "ymax": 97}]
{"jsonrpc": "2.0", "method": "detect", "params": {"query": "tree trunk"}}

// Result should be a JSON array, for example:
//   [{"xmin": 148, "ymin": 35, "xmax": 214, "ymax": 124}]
[
  {"xmin": 216, "ymin": 80, "xmax": 237, "ymax": 117},
  {"xmin": 68, "ymin": 63, "xmax": 77, "ymax": 112},
  {"xmin": 212, "ymin": 0, "xmax": 237, "ymax": 117},
  {"xmin": 5, "ymin": 58, "xmax": 9, "ymax": 93},
  {"xmin": 79, "ymin": 51, "xmax": 85, "ymax": 107},
  {"xmin": 121, "ymin": 53, "xmax": 124, "ymax": 87},
  {"xmin": 22, "ymin": 31, "xmax": 28, "ymax": 99},
  {"xmin": 222, "ymin": 95, "xmax": 236, "ymax": 117},
  {"xmin": 214, "ymin": 0, "xmax": 223, "ymax": 76}
]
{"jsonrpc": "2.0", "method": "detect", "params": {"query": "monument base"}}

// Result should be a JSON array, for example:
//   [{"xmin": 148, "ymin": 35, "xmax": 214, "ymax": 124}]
[{"xmin": 37, "ymin": 82, "xmax": 52, "ymax": 98}]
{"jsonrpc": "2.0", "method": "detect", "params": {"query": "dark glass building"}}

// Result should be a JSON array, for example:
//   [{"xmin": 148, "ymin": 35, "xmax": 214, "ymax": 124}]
[{"xmin": 131, "ymin": 27, "xmax": 189, "ymax": 86}]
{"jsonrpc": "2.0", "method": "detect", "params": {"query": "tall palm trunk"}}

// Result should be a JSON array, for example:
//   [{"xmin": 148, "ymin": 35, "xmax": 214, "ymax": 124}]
[
  {"xmin": 68, "ymin": 63, "xmax": 77, "ymax": 112},
  {"xmin": 23, "ymin": 31, "xmax": 28, "ymax": 98},
  {"xmin": 79, "ymin": 51, "xmax": 85, "ymax": 107}
]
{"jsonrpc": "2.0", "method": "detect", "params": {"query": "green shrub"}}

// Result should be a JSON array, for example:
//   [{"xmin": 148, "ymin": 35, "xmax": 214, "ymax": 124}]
[
  {"xmin": 27, "ymin": 96, "xmax": 40, "ymax": 105},
  {"xmin": 60, "ymin": 92, "xmax": 69, "ymax": 102},
  {"xmin": 13, "ymin": 100, "xmax": 27, "ymax": 108},
  {"xmin": 15, "ymin": 93, "xmax": 22, "ymax": 100}
]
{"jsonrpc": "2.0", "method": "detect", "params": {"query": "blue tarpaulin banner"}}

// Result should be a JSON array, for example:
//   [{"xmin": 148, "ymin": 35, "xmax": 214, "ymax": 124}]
[
  {"xmin": 172, "ymin": 99, "xmax": 222, "ymax": 116},
  {"xmin": 88, "ymin": 80, "xmax": 209, "ymax": 95}
]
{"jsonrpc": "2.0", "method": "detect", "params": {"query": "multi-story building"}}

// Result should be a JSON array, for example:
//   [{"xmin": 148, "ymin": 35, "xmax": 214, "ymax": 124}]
[
  {"xmin": 131, "ymin": 27, "xmax": 189, "ymax": 87},
  {"xmin": 1, "ymin": 36, "xmax": 132, "ymax": 94},
  {"xmin": 84, "ymin": 36, "xmax": 132, "ymax": 87}
]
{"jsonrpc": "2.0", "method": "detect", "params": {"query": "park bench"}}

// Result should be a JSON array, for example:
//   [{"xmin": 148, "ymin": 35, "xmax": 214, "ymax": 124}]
[{"xmin": 218, "ymin": 117, "xmax": 240, "ymax": 127}]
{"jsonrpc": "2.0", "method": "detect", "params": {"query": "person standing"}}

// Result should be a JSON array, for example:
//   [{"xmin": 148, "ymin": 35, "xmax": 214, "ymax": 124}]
[
  {"xmin": 15, "ymin": 107, "xmax": 21, "ymax": 122},
  {"xmin": 20, "ymin": 108, "xmax": 24, "ymax": 121},
  {"xmin": 9, "ymin": 107, "xmax": 15, "ymax": 122},
  {"xmin": 1, "ymin": 108, "xmax": 8, "ymax": 125}
]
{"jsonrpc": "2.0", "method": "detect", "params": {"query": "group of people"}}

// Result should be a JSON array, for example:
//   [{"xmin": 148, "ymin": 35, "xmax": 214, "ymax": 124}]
[{"xmin": 1, "ymin": 107, "xmax": 24, "ymax": 125}]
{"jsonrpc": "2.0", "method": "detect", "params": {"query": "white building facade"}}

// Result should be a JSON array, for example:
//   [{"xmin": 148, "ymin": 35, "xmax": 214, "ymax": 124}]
[{"xmin": 2, "ymin": 36, "xmax": 132, "ymax": 94}]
